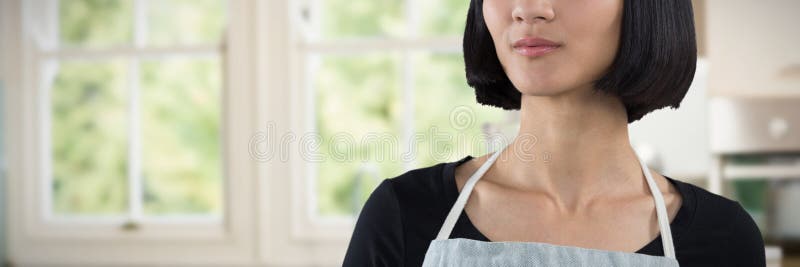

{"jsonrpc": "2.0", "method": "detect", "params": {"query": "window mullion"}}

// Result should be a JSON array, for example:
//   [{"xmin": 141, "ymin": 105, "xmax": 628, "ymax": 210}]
[
  {"xmin": 40, "ymin": 46, "xmax": 222, "ymax": 61},
  {"xmin": 128, "ymin": 0, "xmax": 147, "ymax": 222},
  {"xmin": 401, "ymin": 0, "xmax": 419, "ymax": 171},
  {"xmin": 127, "ymin": 58, "xmax": 143, "ymax": 222},
  {"xmin": 406, "ymin": 0, "xmax": 420, "ymax": 38},
  {"xmin": 135, "ymin": 0, "xmax": 149, "ymax": 45},
  {"xmin": 400, "ymin": 54, "xmax": 415, "ymax": 171}
]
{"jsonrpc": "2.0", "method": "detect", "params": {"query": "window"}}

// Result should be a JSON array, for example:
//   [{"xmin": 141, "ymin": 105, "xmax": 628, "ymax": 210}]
[
  {"xmin": 6, "ymin": 0, "xmax": 259, "ymax": 265},
  {"xmin": 5, "ymin": 0, "xmax": 513, "ymax": 265},
  {"xmin": 47, "ymin": 0, "xmax": 225, "ymax": 221},
  {"xmin": 297, "ymin": 0, "xmax": 510, "ymax": 224}
]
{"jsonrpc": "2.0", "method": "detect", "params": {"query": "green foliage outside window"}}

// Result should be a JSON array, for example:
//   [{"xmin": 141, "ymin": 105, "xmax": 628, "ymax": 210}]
[
  {"xmin": 53, "ymin": 0, "xmax": 225, "ymax": 216},
  {"xmin": 314, "ymin": 0, "xmax": 507, "ymax": 216},
  {"xmin": 53, "ymin": 0, "xmax": 506, "ymax": 219}
]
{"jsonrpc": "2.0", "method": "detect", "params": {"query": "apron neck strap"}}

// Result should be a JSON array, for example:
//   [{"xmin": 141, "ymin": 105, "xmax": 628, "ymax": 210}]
[
  {"xmin": 435, "ymin": 144, "xmax": 507, "ymax": 240},
  {"xmin": 635, "ymin": 150, "xmax": 677, "ymax": 259},
  {"xmin": 434, "ymin": 144, "xmax": 677, "ymax": 259}
]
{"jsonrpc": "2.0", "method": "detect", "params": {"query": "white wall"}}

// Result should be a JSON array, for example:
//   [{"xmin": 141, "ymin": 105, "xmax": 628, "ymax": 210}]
[{"xmin": 629, "ymin": 58, "xmax": 710, "ymax": 181}]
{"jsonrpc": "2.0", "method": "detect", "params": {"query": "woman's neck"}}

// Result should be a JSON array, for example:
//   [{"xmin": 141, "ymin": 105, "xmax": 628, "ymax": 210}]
[{"xmin": 492, "ymin": 86, "xmax": 646, "ymax": 213}]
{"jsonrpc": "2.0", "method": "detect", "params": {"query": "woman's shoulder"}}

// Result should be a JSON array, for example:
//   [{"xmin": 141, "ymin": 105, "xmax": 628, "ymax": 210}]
[
  {"xmin": 343, "ymin": 158, "xmax": 469, "ymax": 266},
  {"xmin": 666, "ymin": 176, "xmax": 759, "ymax": 232},
  {"xmin": 356, "ymin": 156, "xmax": 472, "ymax": 225},
  {"xmin": 383, "ymin": 156, "xmax": 473, "ymax": 200},
  {"xmin": 665, "ymin": 177, "xmax": 766, "ymax": 265},
  {"xmin": 666, "ymin": 176, "xmax": 756, "ymax": 225}
]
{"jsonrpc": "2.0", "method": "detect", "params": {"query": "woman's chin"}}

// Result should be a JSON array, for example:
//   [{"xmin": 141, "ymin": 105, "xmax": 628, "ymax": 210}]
[{"xmin": 515, "ymin": 84, "xmax": 570, "ymax": 97}]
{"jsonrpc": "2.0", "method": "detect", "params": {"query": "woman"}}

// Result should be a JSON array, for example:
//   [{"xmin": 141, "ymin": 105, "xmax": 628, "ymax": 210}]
[{"xmin": 343, "ymin": 0, "xmax": 766, "ymax": 266}]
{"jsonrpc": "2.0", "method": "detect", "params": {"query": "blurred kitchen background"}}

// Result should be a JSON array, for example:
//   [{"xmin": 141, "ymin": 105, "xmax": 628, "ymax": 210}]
[{"xmin": 1, "ymin": 0, "xmax": 798, "ymax": 266}]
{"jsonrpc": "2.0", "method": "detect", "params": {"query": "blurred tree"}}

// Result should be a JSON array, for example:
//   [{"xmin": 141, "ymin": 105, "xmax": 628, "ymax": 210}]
[
  {"xmin": 313, "ymin": 0, "xmax": 506, "ymax": 216},
  {"xmin": 52, "ymin": 61, "xmax": 129, "ymax": 214},
  {"xmin": 59, "ymin": 0, "xmax": 133, "ymax": 47},
  {"xmin": 53, "ymin": 0, "xmax": 225, "ymax": 216},
  {"xmin": 54, "ymin": 0, "xmax": 505, "ymax": 219}
]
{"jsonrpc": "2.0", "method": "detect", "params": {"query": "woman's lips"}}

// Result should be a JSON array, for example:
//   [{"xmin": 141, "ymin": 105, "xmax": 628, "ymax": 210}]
[{"xmin": 512, "ymin": 37, "xmax": 561, "ymax": 57}]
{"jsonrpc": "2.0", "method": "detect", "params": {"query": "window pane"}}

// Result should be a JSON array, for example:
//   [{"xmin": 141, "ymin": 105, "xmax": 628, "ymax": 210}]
[
  {"xmin": 146, "ymin": 0, "xmax": 227, "ymax": 46},
  {"xmin": 59, "ymin": 0, "xmax": 133, "ymax": 47},
  {"xmin": 419, "ymin": 0, "xmax": 470, "ymax": 37},
  {"xmin": 51, "ymin": 60, "xmax": 129, "ymax": 215},
  {"xmin": 313, "ymin": 53, "xmax": 404, "ymax": 216},
  {"xmin": 140, "ymin": 57, "xmax": 222, "ymax": 216},
  {"xmin": 319, "ymin": 0, "xmax": 405, "ymax": 39},
  {"xmin": 413, "ymin": 52, "xmax": 506, "ymax": 166}
]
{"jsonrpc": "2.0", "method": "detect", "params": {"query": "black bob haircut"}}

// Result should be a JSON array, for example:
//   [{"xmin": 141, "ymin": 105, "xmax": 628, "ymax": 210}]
[{"xmin": 463, "ymin": 0, "xmax": 697, "ymax": 123}]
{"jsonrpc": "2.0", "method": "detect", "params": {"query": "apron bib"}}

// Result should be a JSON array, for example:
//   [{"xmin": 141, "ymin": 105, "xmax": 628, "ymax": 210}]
[{"xmin": 421, "ymin": 144, "xmax": 680, "ymax": 266}]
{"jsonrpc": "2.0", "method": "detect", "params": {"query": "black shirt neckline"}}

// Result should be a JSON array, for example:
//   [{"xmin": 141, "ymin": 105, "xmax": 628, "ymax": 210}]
[{"xmin": 440, "ymin": 154, "xmax": 697, "ymax": 255}]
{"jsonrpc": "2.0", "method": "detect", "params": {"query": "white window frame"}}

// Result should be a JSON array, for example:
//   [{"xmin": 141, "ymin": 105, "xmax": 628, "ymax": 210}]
[
  {"xmin": 268, "ymin": 0, "xmax": 466, "ymax": 264},
  {"xmin": 3, "ymin": 0, "xmax": 471, "ymax": 265},
  {"xmin": 39, "ymin": 0, "xmax": 224, "ymax": 226},
  {"xmin": 3, "ymin": 0, "xmax": 260, "ymax": 265}
]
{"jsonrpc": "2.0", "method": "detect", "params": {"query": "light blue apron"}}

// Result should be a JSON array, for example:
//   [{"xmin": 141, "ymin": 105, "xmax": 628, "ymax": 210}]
[{"xmin": 422, "ymin": 144, "xmax": 680, "ymax": 266}]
